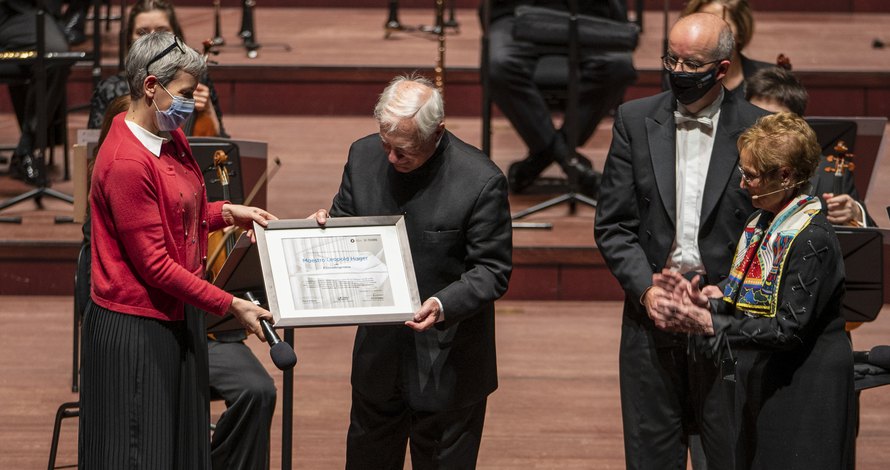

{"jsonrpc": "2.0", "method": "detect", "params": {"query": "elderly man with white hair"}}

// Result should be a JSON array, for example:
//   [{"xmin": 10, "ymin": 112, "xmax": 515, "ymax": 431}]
[{"xmin": 313, "ymin": 75, "xmax": 513, "ymax": 470}]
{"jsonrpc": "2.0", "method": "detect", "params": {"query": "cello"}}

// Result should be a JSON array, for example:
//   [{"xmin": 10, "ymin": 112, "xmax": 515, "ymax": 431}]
[
  {"xmin": 205, "ymin": 155, "xmax": 283, "ymax": 281},
  {"xmin": 206, "ymin": 149, "xmax": 237, "ymax": 281}
]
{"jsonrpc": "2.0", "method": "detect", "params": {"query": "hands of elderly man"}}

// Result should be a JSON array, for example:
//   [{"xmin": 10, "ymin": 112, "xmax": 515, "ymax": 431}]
[
  {"xmin": 822, "ymin": 193, "xmax": 863, "ymax": 226},
  {"xmin": 405, "ymin": 298, "xmax": 442, "ymax": 332},
  {"xmin": 309, "ymin": 208, "xmax": 330, "ymax": 226}
]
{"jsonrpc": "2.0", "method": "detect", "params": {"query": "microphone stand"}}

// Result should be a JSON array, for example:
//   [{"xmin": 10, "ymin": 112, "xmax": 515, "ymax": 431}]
[
  {"xmin": 384, "ymin": 0, "xmax": 459, "ymax": 39},
  {"xmin": 239, "ymin": 0, "xmax": 260, "ymax": 58},
  {"xmin": 211, "ymin": 0, "xmax": 225, "ymax": 47},
  {"xmin": 212, "ymin": 0, "xmax": 291, "ymax": 59}
]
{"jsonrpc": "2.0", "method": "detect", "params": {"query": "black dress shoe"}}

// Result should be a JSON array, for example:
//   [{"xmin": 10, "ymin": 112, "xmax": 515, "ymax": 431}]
[
  {"xmin": 561, "ymin": 155, "xmax": 601, "ymax": 199},
  {"xmin": 507, "ymin": 161, "xmax": 535, "ymax": 194},
  {"xmin": 507, "ymin": 153, "xmax": 554, "ymax": 194},
  {"xmin": 12, "ymin": 152, "xmax": 44, "ymax": 186}
]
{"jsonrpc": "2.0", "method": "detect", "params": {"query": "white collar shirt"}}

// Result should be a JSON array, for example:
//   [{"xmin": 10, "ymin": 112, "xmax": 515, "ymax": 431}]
[
  {"xmin": 668, "ymin": 88, "xmax": 724, "ymax": 275},
  {"xmin": 125, "ymin": 119, "xmax": 169, "ymax": 157}
]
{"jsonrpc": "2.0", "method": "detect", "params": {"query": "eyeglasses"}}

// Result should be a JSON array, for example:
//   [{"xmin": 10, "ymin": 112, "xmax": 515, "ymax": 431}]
[
  {"xmin": 737, "ymin": 165, "xmax": 777, "ymax": 184},
  {"xmin": 144, "ymin": 36, "xmax": 185, "ymax": 76},
  {"xmin": 662, "ymin": 53, "xmax": 721, "ymax": 73}
]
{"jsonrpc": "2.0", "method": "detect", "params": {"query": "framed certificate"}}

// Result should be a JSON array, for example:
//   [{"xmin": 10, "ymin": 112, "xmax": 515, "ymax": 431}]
[{"xmin": 255, "ymin": 216, "xmax": 421, "ymax": 327}]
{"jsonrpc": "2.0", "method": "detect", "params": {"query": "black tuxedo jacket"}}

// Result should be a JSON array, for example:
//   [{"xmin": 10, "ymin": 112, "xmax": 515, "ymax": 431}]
[
  {"xmin": 330, "ymin": 131, "xmax": 512, "ymax": 412},
  {"xmin": 595, "ymin": 90, "xmax": 768, "ymax": 336}
]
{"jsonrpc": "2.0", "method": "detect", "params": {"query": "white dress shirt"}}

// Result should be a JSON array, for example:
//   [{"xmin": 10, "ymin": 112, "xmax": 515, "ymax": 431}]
[{"xmin": 668, "ymin": 89, "xmax": 725, "ymax": 275}]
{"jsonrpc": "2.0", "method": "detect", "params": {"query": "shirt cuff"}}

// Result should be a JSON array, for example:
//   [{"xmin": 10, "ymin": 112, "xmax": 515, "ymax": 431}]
[
  {"xmin": 854, "ymin": 201, "xmax": 867, "ymax": 227},
  {"xmin": 430, "ymin": 296, "xmax": 445, "ymax": 323}
]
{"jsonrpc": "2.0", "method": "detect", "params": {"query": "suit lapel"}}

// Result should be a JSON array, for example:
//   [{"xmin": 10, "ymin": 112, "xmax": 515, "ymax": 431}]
[
  {"xmin": 647, "ymin": 96, "xmax": 678, "ymax": 225},
  {"xmin": 701, "ymin": 92, "xmax": 744, "ymax": 223}
]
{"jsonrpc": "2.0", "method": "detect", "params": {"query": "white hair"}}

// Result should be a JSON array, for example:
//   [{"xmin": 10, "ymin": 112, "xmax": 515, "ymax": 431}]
[{"xmin": 374, "ymin": 74, "xmax": 444, "ymax": 142}]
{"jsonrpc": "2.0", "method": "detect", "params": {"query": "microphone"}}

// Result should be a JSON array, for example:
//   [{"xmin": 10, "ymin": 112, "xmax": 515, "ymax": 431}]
[
  {"xmin": 244, "ymin": 291, "xmax": 297, "ymax": 370},
  {"xmin": 857, "ymin": 345, "xmax": 890, "ymax": 369},
  {"xmin": 750, "ymin": 181, "xmax": 806, "ymax": 200}
]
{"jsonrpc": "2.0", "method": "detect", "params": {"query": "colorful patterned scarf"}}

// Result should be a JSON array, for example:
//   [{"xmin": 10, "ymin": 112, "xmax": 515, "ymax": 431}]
[{"xmin": 722, "ymin": 195, "xmax": 822, "ymax": 317}]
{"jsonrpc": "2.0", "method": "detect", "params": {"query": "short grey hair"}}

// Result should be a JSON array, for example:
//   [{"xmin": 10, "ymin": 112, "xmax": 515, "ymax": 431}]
[
  {"xmin": 374, "ymin": 75, "xmax": 444, "ymax": 142},
  {"xmin": 125, "ymin": 31, "xmax": 205, "ymax": 100},
  {"xmin": 712, "ymin": 23, "xmax": 735, "ymax": 62}
]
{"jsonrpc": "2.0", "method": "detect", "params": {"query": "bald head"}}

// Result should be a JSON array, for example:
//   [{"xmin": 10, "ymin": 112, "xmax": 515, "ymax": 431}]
[{"xmin": 669, "ymin": 12, "xmax": 734, "ymax": 66}]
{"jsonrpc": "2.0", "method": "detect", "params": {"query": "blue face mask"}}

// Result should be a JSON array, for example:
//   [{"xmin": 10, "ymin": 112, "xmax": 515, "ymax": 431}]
[{"xmin": 153, "ymin": 82, "xmax": 196, "ymax": 131}]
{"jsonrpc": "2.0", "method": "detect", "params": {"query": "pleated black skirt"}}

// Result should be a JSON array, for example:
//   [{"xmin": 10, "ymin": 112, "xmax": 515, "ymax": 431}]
[{"xmin": 78, "ymin": 301, "xmax": 211, "ymax": 470}]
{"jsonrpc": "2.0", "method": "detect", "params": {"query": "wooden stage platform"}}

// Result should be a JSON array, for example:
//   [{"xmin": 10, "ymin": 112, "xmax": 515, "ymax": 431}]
[
  {"xmin": 1, "ymin": 6, "xmax": 890, "ymax": 468},
  {"xmin": 2, "ymin": 297, "xmax": 889, "ymax": 469}
]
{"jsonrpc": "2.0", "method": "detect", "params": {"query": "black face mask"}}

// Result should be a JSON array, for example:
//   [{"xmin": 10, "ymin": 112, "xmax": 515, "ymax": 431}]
[{"xmin": 669, "ymin": 66, "xmax": 720, "ymax": 105}]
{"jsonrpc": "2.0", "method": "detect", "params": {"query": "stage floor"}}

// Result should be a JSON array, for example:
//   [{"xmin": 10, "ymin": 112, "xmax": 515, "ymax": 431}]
[{"xmin": 2, "ymin": 297, "xmax": 890, "ymax": 469}]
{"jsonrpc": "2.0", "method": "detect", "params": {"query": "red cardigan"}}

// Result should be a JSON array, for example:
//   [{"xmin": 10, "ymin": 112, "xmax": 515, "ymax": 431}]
[{"xmin": 90, "ymin": 114, "xmax": 233, "ymax": 321}]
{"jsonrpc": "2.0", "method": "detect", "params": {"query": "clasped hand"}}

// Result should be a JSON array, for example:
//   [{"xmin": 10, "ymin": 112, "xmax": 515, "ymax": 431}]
[{"xmin": 645, "ymin": 270, "xmax": 718, "ymax": 335}]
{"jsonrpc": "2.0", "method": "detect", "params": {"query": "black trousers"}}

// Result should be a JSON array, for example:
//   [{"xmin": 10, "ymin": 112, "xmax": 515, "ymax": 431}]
[
  {"xmin": 346, "ymin": 392, "xmax": 487, "ymax": 470},
  {"xmin": 208, "ymin": 337, "xmax": 277, "ymax": 470},
  {"xmin": 0, "ymin": 3, "xmax": 70, "ymax": 156},
  {"xmin": 79, "ymin": 302, "xmax": 211, "ymax": 470},
  {"xmin": 487, "ymin": 15, "xmax": 636, "ymax": 157},
  {"xmin": 619, "ymin": 312, "xmax": 735, "ymax": 470}
]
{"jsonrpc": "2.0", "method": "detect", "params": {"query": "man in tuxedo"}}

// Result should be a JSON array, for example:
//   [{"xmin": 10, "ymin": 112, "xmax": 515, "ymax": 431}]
[
  {"xmin": 745, "ymin": 66, "xmax": 873, "ymax": 227},
  {"xmin": 594, "ymin": 13, "xmax": 768, "ymax": 469},
  {"xmin": 485, "ymin": 0, "xmax": 636, "ymax": 196},
  {"xmin": 312, "ymin": 75, "xmax": 512, "ymax": 469}
]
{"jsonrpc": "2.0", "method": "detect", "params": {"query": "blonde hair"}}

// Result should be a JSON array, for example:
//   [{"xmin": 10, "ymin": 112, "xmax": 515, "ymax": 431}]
[{"xmin": 737, "ymin": 113, "xmax": 821, "ymax": 186}]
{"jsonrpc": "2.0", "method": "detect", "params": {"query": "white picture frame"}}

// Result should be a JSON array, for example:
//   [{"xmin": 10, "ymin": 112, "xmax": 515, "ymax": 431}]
[{"xmin": 255, "ymin": 216, "xmax": 421, "ymax": 327}]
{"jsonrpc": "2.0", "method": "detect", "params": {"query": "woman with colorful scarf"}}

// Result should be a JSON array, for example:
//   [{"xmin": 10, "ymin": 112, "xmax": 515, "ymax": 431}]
[{"xmin": 649, "ymin": 112, "xmax": 855, "ymax": 469}]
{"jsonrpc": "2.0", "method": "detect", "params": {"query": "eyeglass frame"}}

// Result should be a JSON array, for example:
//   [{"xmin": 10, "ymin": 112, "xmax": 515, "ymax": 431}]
[
  {"xmin": 144, "ymin": 36, "xmax": 185, "ymax": 77},
  {"xmin": 661, "ymin": 53, "xmax": 723, "ymax": 73},
  {"xmin": 737, "ymin": 164, "xmax": 779, "ymax": 185}
]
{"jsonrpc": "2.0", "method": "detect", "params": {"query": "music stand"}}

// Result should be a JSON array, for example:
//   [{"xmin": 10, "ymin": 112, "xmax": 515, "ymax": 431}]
[
  {"xmin": 209, "ymin": 233, "xmax": 297, "ymax": 470},
  {"xmin": 0, "ymin": 8, "xmax": 77, "ymax": 213},
  {"xmin": 189, "ymin": 137, "xmax": 245, "ymax": 204},
  {"xmin": 835, "ymin": 227, "xmax": 885, "ymax": 323},
  {"xmin": 807, "ymin": 116, "xmax": 887, "ymax": 200}
]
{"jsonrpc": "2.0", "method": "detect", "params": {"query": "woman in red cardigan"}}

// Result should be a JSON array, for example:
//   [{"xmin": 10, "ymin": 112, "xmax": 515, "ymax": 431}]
[{"xmin": 80, "ymin": 31, "xmax": 277, "ymax": 469}]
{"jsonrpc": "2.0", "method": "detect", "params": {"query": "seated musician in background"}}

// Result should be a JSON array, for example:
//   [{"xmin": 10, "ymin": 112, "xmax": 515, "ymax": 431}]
[
  {"xmin": 88, "ymin": 0, "xmax": 226, "ymax": 137},
  {"xmin": 681, "ymin": 0, "xmax": 771, "ymax": 98},
  {"xmin": 745, "ymin": 66, "xmax": 873, "ymax": 227},
  {"xmin": 0, "ymin": 0, "xmax": 69, "ymax": 185},
  {"xmin": 484, "ymin": 0, "xmax": 637, "ymax": 195},
  {"xmin": 83, "ymin": 4, "xmax": 273, "ymax": 470}
]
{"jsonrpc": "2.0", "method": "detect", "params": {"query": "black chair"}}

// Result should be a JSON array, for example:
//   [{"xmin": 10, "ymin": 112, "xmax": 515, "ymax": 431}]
[{"xmin": 480, "ymin": 1, "xmax": 637, "ymax": 221}]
